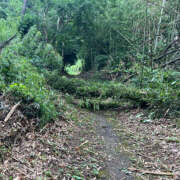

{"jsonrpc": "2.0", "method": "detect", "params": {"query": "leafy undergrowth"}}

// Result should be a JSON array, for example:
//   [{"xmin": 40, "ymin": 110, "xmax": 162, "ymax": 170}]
[
  {"xmin": 65, "ymin": 59, "xmax": 84, "ymax": 76},
  {"xmin": 46, "ymin": 72, "xmax": 180, "ymax": 118},
  {"xmin": 103, "ymin": 109, "xmax": 180, "ymax": 180},
  {"xmin": 0, "ymin": 27, "xmax": 63, "ymax": 127},
  {"xmin": 0, "ymin": 94, "xmax": 106, "ymax": 179},
  {"xmin": 1, "ymin": 91, "xmax": 180, "ymax": 179},
  {"xmin": 46, "ymin": 74, "xmax": 146, "ymax": 107}
]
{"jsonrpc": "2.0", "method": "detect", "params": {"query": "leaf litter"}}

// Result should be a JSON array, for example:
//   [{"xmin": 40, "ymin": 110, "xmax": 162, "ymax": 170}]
[
  {"xmin": 1, "ymin": 93, "xmax": 180, "ymax": 180},
  {"xmin": 104, "ymin": 109, "xmax": 180, "ymax": 180},
  {"xmin": 0, "ymin": 95, "xmax": 106, "ymax": 179}
]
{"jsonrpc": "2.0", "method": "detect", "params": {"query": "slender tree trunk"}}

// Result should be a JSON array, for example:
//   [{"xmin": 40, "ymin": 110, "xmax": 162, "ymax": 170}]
[
  {"xmin": 154, "ymin": 0, "xmax": 166, "ymax": 52},
  {"xmin": 140, "ymin": 0, "xmax": 148, "ymax": 88},
  {"xmin": 22, "ymin": 0, "xmax": 28, "ymax": 16}
]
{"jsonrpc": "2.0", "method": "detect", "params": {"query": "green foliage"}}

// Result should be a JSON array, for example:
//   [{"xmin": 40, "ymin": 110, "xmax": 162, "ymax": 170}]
[
  {"xmin": 0, "ymin": 0, "xmax": 180, "ymax": 123},
  {"xmin": 0, "ymin": 9, "xmax": 7, "ymax": 19},
  {"xmin": 18, "ymin": 14, "xmax": 36, "ymax": 36},
  {"xmin": 0, "ymin": 41, "xmax": 58, "ymax": 126},
  {"xmin": 0, "ymin": 18, "xmax": 17, "ymax": 42},
  {"xmin": 47, "ymin": 69, "xmax": 180, "ymax": 118},
  {"xmin": 0, "ymin": 0, "xmax": 23, "ymax": 17},
  {"xmin": 65, "ymin": 58, "xmax": 84, "ymax": 75},
  {"xmin": 131, "ymin": 66, "xmax": 180, "ymax": 117},
  {"xmin": 0, "ymin": 78, "xmax": 5, "ymax": 91},
  {"xmin": 19, "ymin": 26, "xmax": 63, "ymax": 71},
  {"xmin": 46, "ymin": 73, "xmax": 145, "ymax": 107},
  {"xmin": 46, "ymin": 73, "xmax": 86, "ymax": 94}
]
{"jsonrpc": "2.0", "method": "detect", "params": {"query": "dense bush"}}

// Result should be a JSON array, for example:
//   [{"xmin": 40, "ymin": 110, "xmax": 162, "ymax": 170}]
[
  {"xmin": 18, "ymin": 14, "xmax": 36, "ymax": 36},
  {"xmin": 0, "ymin": 0, "xmax": 179, "ymax": 123},
  {"xmin": 0, "ymin": 40, "xmax": 58, "ymax": 126},
  {"xmin": 0, "ymin": 9, "xmax": 7, "ymax": 19},
  {"xmin": 130, "ymin": 66, "xmax": 180, "ymax": 117},
  {"xmin": 0, "ymin": 78, "xmax": 5, "ymax": 91},
  {"xmin": 0, "ymin": 18, "xmax": 17, "ymax": 42},
  {"xmin": 46, "ymin": 70, "xmax": 180, "ymax": 117},
  {"xmin": 0, "ymin": 24, "xmax": 63, "ymax": 126},
  {"xmin": 19, "ymin": 26, "xmax": 63, "ymax": 72},
  {"xmin": 46, "ymin": 73, "xmax": 145, "ymax": 103}
]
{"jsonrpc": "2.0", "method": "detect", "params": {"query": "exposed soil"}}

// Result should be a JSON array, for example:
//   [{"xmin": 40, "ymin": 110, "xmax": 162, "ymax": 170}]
[
  {"xmin": 103, "ymin": 109, "xmax": 180, "ymax": 180},
  {"xmin": 93, "ymin": 113, "xmax": 134, "ymax": 180}
]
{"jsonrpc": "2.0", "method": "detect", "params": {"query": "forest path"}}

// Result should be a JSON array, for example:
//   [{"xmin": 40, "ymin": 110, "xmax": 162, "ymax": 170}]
[
  {"xmin": 90, "ymin": 108, "xmax": 180, "ymax": 180},
  {"xmin": 91, "ymin": 112, "xmax": 134, "ymax": 180}
]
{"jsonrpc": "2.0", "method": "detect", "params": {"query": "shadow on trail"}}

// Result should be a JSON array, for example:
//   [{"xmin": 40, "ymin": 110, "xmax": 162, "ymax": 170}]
[{"xmin": 92, "ymin": 113, "xmax": 134, "ymax": 180}]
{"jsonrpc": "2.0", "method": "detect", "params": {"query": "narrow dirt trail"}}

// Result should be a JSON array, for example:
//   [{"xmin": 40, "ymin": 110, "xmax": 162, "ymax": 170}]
[{"xmin": 92, "ymin": 113, "xmax": 134, "ymax": 180}]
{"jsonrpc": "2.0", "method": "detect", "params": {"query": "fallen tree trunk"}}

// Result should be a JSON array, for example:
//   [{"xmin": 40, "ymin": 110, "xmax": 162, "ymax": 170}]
[
  {"xmin": 153, "ymin": 37, "xmax": 180, "ymax": 63},
  {"xmin": 162, "ymin": 38, "xmax": 179, "ymax": 54},
  {"xmin": 161, "ymin": 58, "xmax": 180, "ymax": 68},
  {"xmin": 0, "ymin": 34, "xmax": 17, "ymax": 54},
  {"xmin": 153, "ymin": 49, "xmax": 180, "ymax": 62}
]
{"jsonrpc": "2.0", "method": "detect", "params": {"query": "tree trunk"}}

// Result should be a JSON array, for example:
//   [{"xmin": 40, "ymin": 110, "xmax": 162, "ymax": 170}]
[
  {"xmin": 22, "ymin": 0, "xmax": 28, "ymax": 16},
  {"xmin": 154, "ymin": 0, "xmax": 166, "ymax": 52}
]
